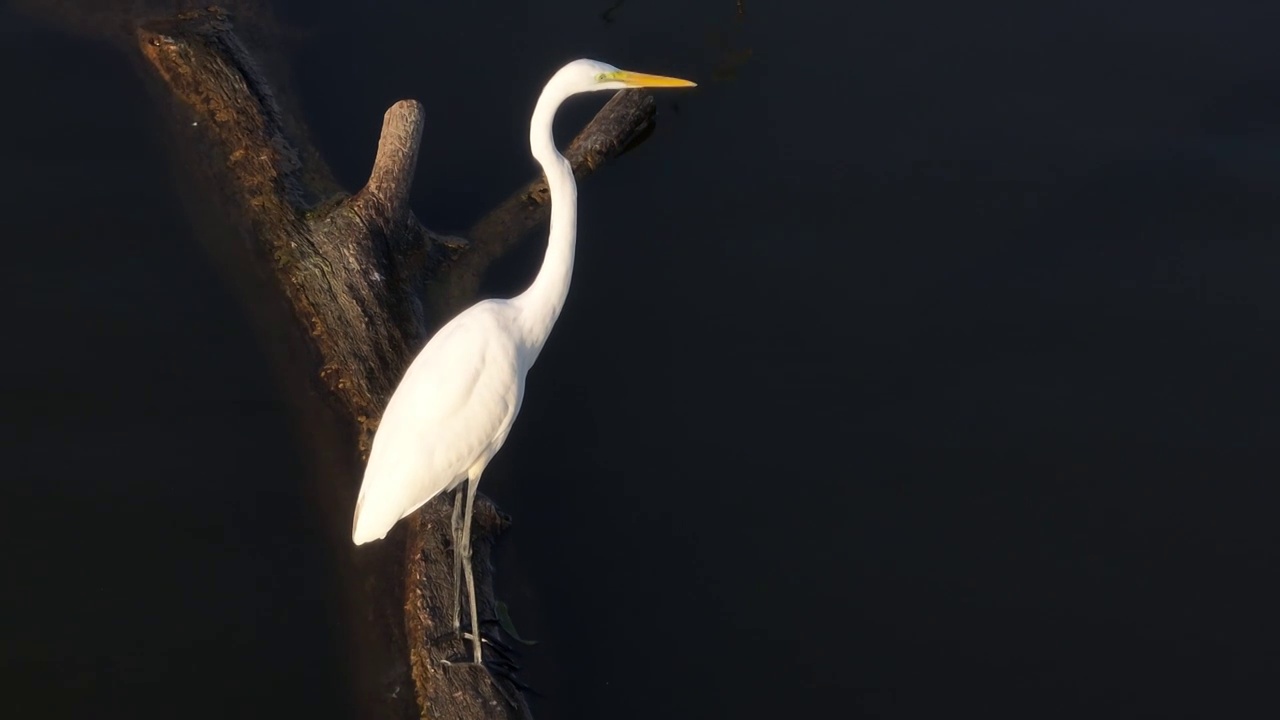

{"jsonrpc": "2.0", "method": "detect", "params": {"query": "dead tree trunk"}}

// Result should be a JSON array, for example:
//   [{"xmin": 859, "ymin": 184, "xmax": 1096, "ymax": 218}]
[{"xmin": 133, "ymin": 7, "xmax": 661, "ymax": 719}]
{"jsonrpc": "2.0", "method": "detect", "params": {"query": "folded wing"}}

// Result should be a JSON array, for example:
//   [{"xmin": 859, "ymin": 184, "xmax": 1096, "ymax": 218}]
[{"xmin": 352, "ymin": 302, "xmax": 524, "ymax": 543}]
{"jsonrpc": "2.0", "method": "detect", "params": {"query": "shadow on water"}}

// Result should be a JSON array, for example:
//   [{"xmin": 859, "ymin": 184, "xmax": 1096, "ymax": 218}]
[{"xmin": 6, "ymin": 0, "xmax": 1280, "ymax": 718}]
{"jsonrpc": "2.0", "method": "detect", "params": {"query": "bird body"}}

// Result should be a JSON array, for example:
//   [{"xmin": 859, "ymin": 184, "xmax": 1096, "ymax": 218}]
[
  {"xmin": 349, "ymin": 59, "xmax": 695, "ymax": 664},
  {"xmin": 352, "ymin": 299, "xmax": 526, "ymax": 545}
]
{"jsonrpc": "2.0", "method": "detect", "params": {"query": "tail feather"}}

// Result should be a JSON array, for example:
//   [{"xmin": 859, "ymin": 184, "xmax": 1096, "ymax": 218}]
[{"xmin": 351, "ymin": 489, "xmax": 365, "ymax": 541}]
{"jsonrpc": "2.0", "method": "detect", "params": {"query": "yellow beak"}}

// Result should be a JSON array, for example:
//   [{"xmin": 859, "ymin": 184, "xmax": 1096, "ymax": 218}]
[{"xmin": 611, "ymin": 70, "xmax": 698, "ymax": 88}]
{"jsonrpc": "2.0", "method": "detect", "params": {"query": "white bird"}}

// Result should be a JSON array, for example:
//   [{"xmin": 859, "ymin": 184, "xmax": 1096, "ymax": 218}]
[{"xmin": 351, "ymin": 59, "xmax": 696, "ymax": 664}]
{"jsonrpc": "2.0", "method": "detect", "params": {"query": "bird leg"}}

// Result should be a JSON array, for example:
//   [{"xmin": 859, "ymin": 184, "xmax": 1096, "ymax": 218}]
[
  {"xmin": 449, "ymin": 484, "xmax": 466, "ymax": 632},
  {"xmin": 460, "ymin": 474, "xmax": 483, "ymax": 664}
]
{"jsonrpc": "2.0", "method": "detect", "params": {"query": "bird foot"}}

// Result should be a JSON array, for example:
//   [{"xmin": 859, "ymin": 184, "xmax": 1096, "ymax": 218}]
[
  {"xmin": 428, "ymin": 620, "xmax": 513, "ymax": 655},
  {"xmin": 464, "ymin": 632, "xmax": 521, "ymax": 664},
  {"xmin": 432, "ymin": 635, "xmax": 519, "ymax": 668},
  {"xmin": 440, "ymin": 651, "xmax": 519, "ymax": 676}
]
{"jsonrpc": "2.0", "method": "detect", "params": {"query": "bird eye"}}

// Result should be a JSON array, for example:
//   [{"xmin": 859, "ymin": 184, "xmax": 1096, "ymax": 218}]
[{"xmin": 596, "ymin": 73, "xmax": 609, "ymax": 82}]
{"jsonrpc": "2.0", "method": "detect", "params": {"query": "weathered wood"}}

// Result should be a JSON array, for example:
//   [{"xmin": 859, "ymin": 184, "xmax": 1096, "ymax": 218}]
[
  {"xmin": 132, "ymin": 6, "xmax": 660, "ymax": 720},
  {"xmin": 350, "ymin": 100, "xmax": 425, "ymax": 230}
]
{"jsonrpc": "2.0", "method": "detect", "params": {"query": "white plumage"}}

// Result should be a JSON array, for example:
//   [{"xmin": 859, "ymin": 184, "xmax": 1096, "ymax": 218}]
[{"xmin": 352, "ymin": 301, "xmax": 524, "ymax": 544}]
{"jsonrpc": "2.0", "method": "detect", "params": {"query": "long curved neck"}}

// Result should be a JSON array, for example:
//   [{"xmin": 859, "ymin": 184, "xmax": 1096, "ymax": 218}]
[{"xmin": 512, "ymin": 85, "xmax": 578, "ymax": 357}]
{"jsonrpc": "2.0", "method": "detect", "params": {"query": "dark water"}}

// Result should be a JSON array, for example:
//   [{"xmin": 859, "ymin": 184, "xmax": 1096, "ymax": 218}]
[{"xmin": 5, "ymin": 1, "xmax": 1280, "ymax": 717}]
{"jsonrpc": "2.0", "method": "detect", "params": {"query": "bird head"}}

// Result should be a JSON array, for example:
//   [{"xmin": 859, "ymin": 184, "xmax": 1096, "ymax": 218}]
[{"xmin": 550, "ymin": 58, "xmax": 697, "ymax": 96}]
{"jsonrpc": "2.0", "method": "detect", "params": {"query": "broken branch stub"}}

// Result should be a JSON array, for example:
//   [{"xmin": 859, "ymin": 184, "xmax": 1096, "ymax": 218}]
[{"xmin": 348, "ymin": 99, "xmax": 425, "ymax": 232}]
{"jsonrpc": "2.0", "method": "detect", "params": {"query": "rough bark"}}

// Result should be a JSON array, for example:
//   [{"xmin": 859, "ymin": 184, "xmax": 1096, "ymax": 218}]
[{"xmin": 132, "ymin": 6, "xmax": 661, "ymax": 719}]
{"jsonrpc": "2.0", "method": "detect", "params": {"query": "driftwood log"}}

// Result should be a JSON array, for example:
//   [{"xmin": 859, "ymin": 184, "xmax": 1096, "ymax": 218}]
[{"xmin": 132, "ymin": 7, "xmax": 661, "ymax": 719}]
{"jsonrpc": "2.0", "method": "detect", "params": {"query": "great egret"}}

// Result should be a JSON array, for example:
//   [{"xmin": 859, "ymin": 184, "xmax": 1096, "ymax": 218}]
[{"xmin": 351, "ymin": 59, "xmax": 696, "ymax": 664}]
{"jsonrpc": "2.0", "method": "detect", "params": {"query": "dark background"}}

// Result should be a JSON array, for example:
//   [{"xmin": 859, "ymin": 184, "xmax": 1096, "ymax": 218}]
[{"xmin": 4, "ymin": 1, "xmax": 1280, "ymax": 718}]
